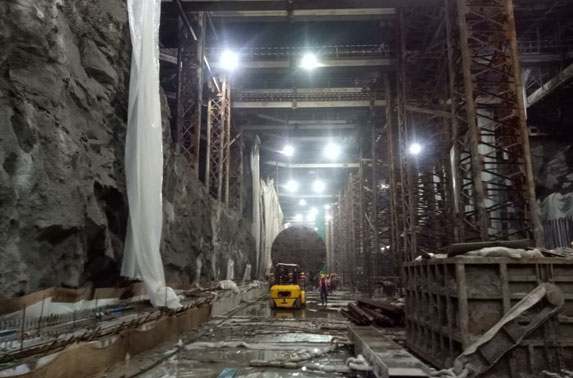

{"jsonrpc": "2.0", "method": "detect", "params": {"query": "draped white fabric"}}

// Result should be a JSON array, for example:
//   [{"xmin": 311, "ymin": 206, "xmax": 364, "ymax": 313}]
[
  {"xmin": 259, "ymin": 179, "xmax": 283, "ymax": 278},
  {"xmin": 540, "ymin": 192, "xmax": 573, "ymax": 221},
  {"xmin": 122, "ymin": 0, "xmax": 180, "ymax": 308},
  {"xmin": 251, "ymin": 140, "xmax": 262, "ymax": 278}
]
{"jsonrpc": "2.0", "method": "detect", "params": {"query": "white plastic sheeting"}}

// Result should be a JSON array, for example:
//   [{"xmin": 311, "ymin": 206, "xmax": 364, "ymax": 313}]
[
  {"xmin": 122, "ymin": 0, "xmax": 179, "ymax": 308},
  {"xmin": 251, "ymin": 139, "xmax": 262, "ymax": 277},
  {"xmin": 540, "ymin": 192, "xmax": 573, "ymax": 220},
  {"xmin": 258, "ymin": 179, "xmax": 283, "ymax": 278},
  {"xmin": 226, "ymin": 259, "xmax": 235, "ymax": 280},
  {"xmin": 250, "ymin": 139, "xmax": 283, "ymax": 278}
]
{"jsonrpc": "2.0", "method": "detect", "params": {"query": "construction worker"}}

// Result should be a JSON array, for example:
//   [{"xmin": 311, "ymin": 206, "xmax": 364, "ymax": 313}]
[
  {"xmin": 288, "ymin": 271, "xmax": 294, "ymax": 284},
  {"xmin": 319, "ymin": 273, "xmax": 328, "ymax": 306},
  {"xmin": 269, "ymin": 272, "xmax": 275, "ymax": 286},
  {"xmin": 300, "ymin": 272, "xmax": 306, "ymax": 289},
  {"xmin": 326, "ymin": 274, "xmax": 332, "ymax": 294}
]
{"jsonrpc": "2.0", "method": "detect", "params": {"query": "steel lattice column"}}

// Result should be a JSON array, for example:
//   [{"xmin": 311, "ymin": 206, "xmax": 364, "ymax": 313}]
[
  {"xmin": 385, "ymin": 74, "xmax": 403, "ymax": 274},
  {"xmin": 206, "ymin": 77, "xmax": 231, "ymax": 201},
  {"xmin": 176, "ymin": 12, "xmax": 205, "ymax": 174},
  {"xmin": 227, "ymin": 125, "xmax": 243, "ymax": 213},
  {"xmin": 397, "ymin": 11, "xmax": 417, "ymax": 263},
  {"xmin": 349, "ymin": 172, "xmax": 363, "ymax": 289},
  {"xmin": 374, "ymin": 119, "xmax": 393, "ymax": 278},
  {"xmin": 360, "ymin": 159, "xmax": 374, "ymax": 296},
  {"xmin": 446, "ymin": 0, "xmax": 542, "ymax": 244}
]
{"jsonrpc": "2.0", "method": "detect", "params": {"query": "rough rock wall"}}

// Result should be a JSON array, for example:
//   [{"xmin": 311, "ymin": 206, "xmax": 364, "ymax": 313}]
[
  {"xmin": 0, "ymin": 0, "xmax": 255, "ymax": 298},
  {"xmin": 162, "ymin": 151, "xmax": 255, "ymax": 286},
  {"xmin": 0, "ymin": 0, "xmax": 131, "ymax": 297}
]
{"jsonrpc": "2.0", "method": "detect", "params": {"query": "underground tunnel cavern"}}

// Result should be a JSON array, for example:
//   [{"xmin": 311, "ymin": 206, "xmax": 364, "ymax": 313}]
[{"xmin": 1, "ymin": 0, "xmax": 573, "ymax": 377}]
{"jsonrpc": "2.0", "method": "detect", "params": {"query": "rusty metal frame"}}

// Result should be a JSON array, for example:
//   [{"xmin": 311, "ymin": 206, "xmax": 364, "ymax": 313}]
[
  {"xmin": 206, "ymin": 77, "xmax": 231, "ymax": 201},
  {"xmin": 446, "ymin": 0, "xmax": 542, "ymax": 244},
  {"xmin": 176, "ymin": 11, "xmax": 205, "ymax": 175}
]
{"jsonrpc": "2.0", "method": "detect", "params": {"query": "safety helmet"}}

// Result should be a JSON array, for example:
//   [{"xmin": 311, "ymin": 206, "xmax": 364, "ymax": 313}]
[
  {"xmin": 301, "ymin": 272, "xmax": 305, "ymax": 275},
  {"xmin": 320, "ymin": 273, "xmax": 325, "ymax": 278},
  {"xmin": 270, "ymin": 272, "xmax": 274, "ymax": 275},
  {"xmin": 327, "ymin": 274, "xmax": 330, "ymax": 278}
]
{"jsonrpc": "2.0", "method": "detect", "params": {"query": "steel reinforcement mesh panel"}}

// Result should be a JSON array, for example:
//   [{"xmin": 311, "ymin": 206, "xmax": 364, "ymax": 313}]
[{"xmin": 404, "ymin": 257, "xmax": 573, "ymax": 378}]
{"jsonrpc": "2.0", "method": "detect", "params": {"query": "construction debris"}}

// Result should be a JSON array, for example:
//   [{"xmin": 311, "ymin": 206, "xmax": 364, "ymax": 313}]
[{"xmin": 341, "ymin": 298, "xmax": 404, "ymax": 326}]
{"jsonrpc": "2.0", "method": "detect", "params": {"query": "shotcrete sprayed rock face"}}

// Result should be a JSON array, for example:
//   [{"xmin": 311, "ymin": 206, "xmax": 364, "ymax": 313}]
[
  {"xmin": 270, "ymin": 226, "xmax": 326, "ymax": 278},
  {"xmin": 0, "ymin": 0, "xmax": 256, "ymax": 297}
]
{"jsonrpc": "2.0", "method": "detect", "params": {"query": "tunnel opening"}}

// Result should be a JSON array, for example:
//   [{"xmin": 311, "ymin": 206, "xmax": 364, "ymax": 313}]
[{"xmin": 270, "ymin": 225, "xmax": 327, "ymax": 285}]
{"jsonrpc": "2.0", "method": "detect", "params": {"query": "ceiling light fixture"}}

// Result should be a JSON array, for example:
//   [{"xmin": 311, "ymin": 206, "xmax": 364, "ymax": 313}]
[
  {"xmin": 281, "ymin": 144, "xmax": 294, "ymax": 157},
  {"xmin": 285, "ymin": 180, "xmax": 299, "ymax": 193},
  {"xmin": 312, "ymin": 180, "xmax": 325, "ymax": 193},
  {"xmin": 220, "ymin": 50, "xmax": 239, "ymax": 71},
  {"xmin": 306, "ymin": 212, "xmax": 317, "ymax": 222},
  {"xmin": 300, "ymin": 53, "xmax": 319, "ymax": 70},
  {"xmin": 408, "ymin": 142, "xmax": 423, "ymax": 156},
  {"xmin": 324, "ymin": 143, "xmax": 341, "ymax": 160},
  {"xmin": 298, "ymin": 199, "xmax": 307, "ymax": 206}
]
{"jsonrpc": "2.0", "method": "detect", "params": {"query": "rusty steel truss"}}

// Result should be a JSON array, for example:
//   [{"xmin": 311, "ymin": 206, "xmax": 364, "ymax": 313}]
[
  {"xmin": 331, "ymin": 0, "xmax": 543, "ymax": 289},
  {"xmin": 205, "ymin": 76, "xmax": 243, "ymax": 210},
  {"xmin": 445, "ymin": 0, "xmax": 541, "ymax": 244},
  {"xmin": 386, "ymin": 0, "xmax": 543, "ymax": 265},
  {"xmin": 176, "ymin": 11, "xmax": 205, "ymax": 174},
  {"xmin": 330, "ymin": 118, "xmax": 395, "ymax": 291},
  {"xmin": 206, "ymin": 77, "xmax": 230, "ymax": 201}
]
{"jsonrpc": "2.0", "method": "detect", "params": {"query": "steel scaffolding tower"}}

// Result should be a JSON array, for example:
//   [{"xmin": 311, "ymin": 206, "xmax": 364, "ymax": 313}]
[
  {"xmin": 206, "ymin": 77, "xmax": 231, "ymax": 201},
  {"xmin": 176, "ymin": 11, "xmax": 205, "ymax": 175},
  {"xmin": 445, "ymin": 0, "xmax": 542, "ymax": 244}
]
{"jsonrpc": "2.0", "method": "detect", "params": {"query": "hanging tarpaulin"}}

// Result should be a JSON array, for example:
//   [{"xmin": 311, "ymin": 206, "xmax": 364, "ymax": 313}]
[
  {"xmin": 259, "ymin": 179, "xmax": 283, "ymax": 278},
  {"xmin": 251, "ymin": 139, "xmax": 262, "ymax": 278},
  {"xmin": 540, "ymin": 192, "xmax": 573, "ymax": 221},
  {"xmin": 122, "ymin": 0, "xmax": 180, "ymax": 308}
]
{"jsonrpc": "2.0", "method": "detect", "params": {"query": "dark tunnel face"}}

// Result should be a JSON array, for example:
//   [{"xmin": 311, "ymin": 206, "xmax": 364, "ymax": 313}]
[{"xmin": 270, "ymin": 226, "xmax": 326, "ymax": 279}]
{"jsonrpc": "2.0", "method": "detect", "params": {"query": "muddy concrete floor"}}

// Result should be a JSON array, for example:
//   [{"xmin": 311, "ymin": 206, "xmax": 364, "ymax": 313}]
[{"xmin": 104, "ymin": 291, "xmax": 371, "ymax": 378}]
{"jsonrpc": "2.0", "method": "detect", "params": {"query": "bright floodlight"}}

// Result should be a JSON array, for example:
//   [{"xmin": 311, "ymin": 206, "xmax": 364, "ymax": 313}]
[
  {"xmin": 324, "ymin": 143, "xmax": 341, "ymax": 160},
  {"xmin": 312, "ymin": 180, "xmax": 325, "ymax": 193},
  {"xmin": 324, "ymin": 204, "xmax": 331, "ymax": 210},
  {"xmin": 282, "ymin": 144, "xmax": 294, "ymax": 157},
  {"xmin": 325, "ymin": 214, "xmax": 332, "ymax": 221},
  {"xmin": 285, "ymin": 180, "xmax": 299, "ymax": 193},
  {"xmin": 298, "ymin": 199, "xmax": 307, "ymax": 206},
  {"xmin": 306, "ymin": 212, "xmax": 317, "ymax": 222},
  {"xmin": 408, "ymin": 142, "xmax": 422, "ymax": 155},
  {"xmin": 220, "ymin": 50, "xmax": 239, "ymax": 71},
  {"xmin": 294, "ymin": 213, "xmax": 303, "ymax": 222},
  {"xmin": 310, "ymin": 207, "xmax": 318, "ymax": 215},
  {"xmin": 300, "ymin": 53, "xmax": 319, "ymax": 70}
]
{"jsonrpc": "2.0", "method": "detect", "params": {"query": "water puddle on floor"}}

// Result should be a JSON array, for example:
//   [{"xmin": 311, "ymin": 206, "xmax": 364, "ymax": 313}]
[{"xmin": 233, "ymin": 294, "xmax": 346, "ymax": 320}]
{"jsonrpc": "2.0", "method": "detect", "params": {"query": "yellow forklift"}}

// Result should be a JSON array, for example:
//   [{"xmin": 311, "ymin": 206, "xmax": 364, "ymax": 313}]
[{"xmin": 270, "ymin": 263, "xmax": 306, "ymax": 309}]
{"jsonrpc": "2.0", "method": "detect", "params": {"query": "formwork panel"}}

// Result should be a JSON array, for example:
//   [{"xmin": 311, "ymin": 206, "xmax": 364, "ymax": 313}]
[{"xmin": 405, "ymin": 257, "xmax": 573, "ymax": 377}]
